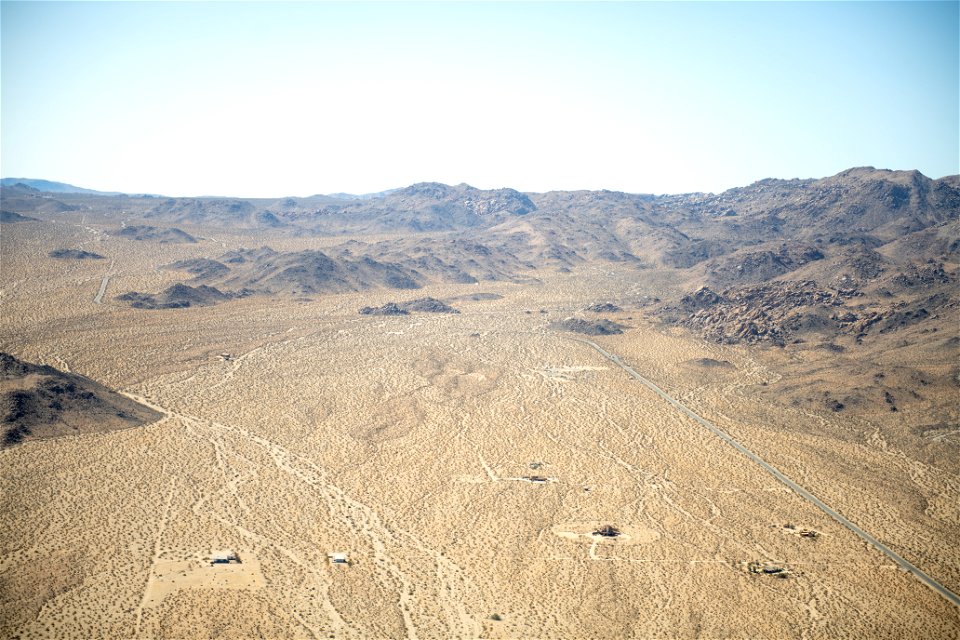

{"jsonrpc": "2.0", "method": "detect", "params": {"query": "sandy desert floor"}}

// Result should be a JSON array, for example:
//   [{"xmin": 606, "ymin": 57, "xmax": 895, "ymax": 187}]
[{"xmin": 1, "ymin": 217, "xmax": 958, "ymax": 639}]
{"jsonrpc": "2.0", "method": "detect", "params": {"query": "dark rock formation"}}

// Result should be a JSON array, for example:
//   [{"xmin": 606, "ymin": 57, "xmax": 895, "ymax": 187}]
[
  {"xmin": 49, "ymin": 249, "xmax": 105, "ymax": 260},
  {"xmin": 1, "ymin": 352, "xmax": 162, "ymax": 447},
  {"xmin": 552, "ymin": 318, "xmax": 628, "ymax": 336}
]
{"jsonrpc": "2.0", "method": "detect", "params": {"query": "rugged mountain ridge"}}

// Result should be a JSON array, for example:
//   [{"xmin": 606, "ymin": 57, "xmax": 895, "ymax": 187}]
[{"xmin": 5, "ymin": 169, "xmax": 958, "ymax": 339}]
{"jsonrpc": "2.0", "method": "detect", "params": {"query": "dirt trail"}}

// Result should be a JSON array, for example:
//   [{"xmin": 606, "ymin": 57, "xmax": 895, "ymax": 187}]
[
  {"xmin": 570, "ymin": 336, "xmax": 960, "ymax": 610},
  {"xmin": 211, "ymin": 419, "xmax": 481, "ymax": 639},
  {"xmin": 117, "ymin": 390, "xmax": 481, "ymax": 638},
  {"xmin": 134, "ymin": 481, "xmax": 175, "ymax": 636}
]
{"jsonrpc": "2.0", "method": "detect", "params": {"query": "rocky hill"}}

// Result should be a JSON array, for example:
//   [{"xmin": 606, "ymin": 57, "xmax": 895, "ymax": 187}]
[
  {"xmin": 112, "ymin": 225, "xmax": 197, "ymax": 243},
  {"xmin": 116, "ymin": 283, "xmax": 249, "ymax": 310},
  {"xmin": 0, "ymin": 353, "xmax": 163, "ymax": 446},
  {"xmin": 49, "ymin": 249, "xmax": 105, "ymax": 260}
]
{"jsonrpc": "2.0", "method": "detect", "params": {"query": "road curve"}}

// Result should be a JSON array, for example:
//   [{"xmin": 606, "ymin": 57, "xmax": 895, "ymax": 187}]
[{"xmin": 571, "ymin": 336, "xmax": 960, "ymax": 609}]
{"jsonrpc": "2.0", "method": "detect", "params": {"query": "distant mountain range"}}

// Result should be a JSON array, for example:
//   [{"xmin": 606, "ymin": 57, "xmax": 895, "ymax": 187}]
[
  {"xmin": 3, "ymin": 168, "xmax": 957, "ymax": 345},
  {"xmin": 0, "ymin": 178, "xmax": 120, "ymax": 195},
  {"xmin": 325, "ymin": 188, "xmax": 399, "ymax": 200}
]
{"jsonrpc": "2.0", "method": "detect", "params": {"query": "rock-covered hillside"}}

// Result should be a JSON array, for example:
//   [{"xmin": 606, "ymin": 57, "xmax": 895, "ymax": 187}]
[{"xmin": 0, "ymin": 353, "xmax": 163, "ymax": 446}]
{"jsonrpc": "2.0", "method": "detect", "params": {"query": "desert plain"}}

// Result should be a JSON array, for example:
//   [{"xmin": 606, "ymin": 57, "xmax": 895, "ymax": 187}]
[{"xmin": 1, "ymin": 177, "xmax": 959, "ymax": 639}]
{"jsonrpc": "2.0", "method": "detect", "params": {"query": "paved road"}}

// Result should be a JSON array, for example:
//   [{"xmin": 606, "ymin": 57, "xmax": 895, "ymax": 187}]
[
  {"xmin": 93, "ymin": 260, "xmax": 114, "ymax": 305},
  {"xmin": 93, "ymin": 275, "xmax": 110, "ymax": 304},
  {"xmin": 573, "ymin": 336, "xmax": 960, "ymax": 609}
]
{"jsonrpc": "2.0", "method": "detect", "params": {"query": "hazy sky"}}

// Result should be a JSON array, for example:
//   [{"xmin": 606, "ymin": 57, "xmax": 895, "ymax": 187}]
[{"xmin": 2, "ymin": 1, "xmax": 957, "ymax": 197}]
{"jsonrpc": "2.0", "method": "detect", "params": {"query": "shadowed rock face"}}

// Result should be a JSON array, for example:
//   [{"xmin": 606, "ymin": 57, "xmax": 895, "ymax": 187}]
[
  {"xmin": 0, "ymin": 353, "xmax": 162, "ymax": 447},
  {"xmin": 168, "ymin": 258, "xmax": 230, "ymax": 280},
  {"xmin": 1, "ymin": 210, "xmax": 37, "ymax": 223}
]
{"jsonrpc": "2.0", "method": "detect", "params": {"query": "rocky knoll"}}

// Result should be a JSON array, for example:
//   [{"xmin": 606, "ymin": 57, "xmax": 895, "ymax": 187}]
[
  {"xmin": 112, "ymin": 225, "xmax": 197, "ymax": 243},
  {"xmin": 552, "ymin": 317, "xmax": 628, "ymax": 336},
  {"xmin": 1, "ymin": 352, "xmax": 162, "ymax": 446},
  {"xmin": 117, "ymin": 284, "xmax": 248, "ymax": 310},
  {"xmin": 360, "ymin": 297, "xmax": 459, "ymax": 316},
  {"xmin": 49, "ymin": 248, "xmax": 105, "ymax": 260}
]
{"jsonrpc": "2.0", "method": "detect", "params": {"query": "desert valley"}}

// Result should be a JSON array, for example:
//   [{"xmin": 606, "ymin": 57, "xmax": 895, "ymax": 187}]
[{"xmin": 1, "ymin": 167, "xmax": 958, "ymax": 638}]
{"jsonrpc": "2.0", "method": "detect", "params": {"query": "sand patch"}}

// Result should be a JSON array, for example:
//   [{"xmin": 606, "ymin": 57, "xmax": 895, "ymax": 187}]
[{"xmin": 143, "ymin": 552, "xmax": 265, "ymax": 608}]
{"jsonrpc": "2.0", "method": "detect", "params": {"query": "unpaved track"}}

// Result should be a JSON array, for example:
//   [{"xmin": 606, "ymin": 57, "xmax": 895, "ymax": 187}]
[
  {"xmin": 572, "ymin": 336, "xmax": 960, "ymax": 609},
  {"xmin": 134, "ymin": 481, "xmax": 176, "ymax": 636}
]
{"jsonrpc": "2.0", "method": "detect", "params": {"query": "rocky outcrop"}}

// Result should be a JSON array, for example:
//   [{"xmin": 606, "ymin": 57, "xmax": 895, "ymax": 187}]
[
  {"xmin": 552, "ymin": 318, "xmax": 628, "ymax": 336},
  {"xmin": 359, "ymin": 297, "xmax": 459, "ymax": 316}
]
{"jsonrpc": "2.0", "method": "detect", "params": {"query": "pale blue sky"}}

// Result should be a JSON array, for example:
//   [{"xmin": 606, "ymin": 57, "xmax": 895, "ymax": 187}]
[{"xmin": 2, "ymin": 1, "xmax": 957, "ymax": 197}]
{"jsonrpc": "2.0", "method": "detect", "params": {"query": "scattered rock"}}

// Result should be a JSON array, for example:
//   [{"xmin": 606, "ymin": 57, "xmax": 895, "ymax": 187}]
[
  {"xmin": 359, "ymin": 303, "xmax": 409, "ymax": 316},
  {"xmin": 113, "ymin": 225, "xmax": 197, "ymax": 243},
  {"xmin": 825, "ymin": 398, "xmax": 845, "ymax": 412},
  {"xmin": 679, "ymin": 287, "xmax": 725, "ymax": 311},
  {"xmin": 49, "ymin": 249, "xmax": 105, "ymax": 260},
  {"xmin": 117, "ymin": 284, "xmax": 246, "ymax": 310},
  {"xmin": 401, "ymin": 298, "xmax": 459, "ymax": 314},
  {"xmin": 687, "ymin": 358, "xmax": 734, "ymax": 369},
  {"xmin": 586, "ymin": 302, "xmax": 622, "ymax": 313},
  {"xmin": 359, "ymin": 297, "xmax": 459, "ymax": 316},
  {"xmin": 552, "ymin": 318, "xmax": 628, "ymax": 336}
]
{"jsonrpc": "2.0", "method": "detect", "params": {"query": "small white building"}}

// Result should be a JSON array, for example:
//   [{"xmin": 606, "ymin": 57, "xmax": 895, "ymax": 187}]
[
  {"xmin": 211, "ymin": 550, "xmax": 240, "ymax": 564},
  {"xmin": 328, "ymin": 552, "xmax": 349, "ymax": 565}
]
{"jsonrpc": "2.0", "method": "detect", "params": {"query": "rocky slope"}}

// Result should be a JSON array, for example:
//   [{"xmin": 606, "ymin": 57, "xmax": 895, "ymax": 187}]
[{"xmin": 0, "ymin": 353, "xmax": 163, "ymax": 446}]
